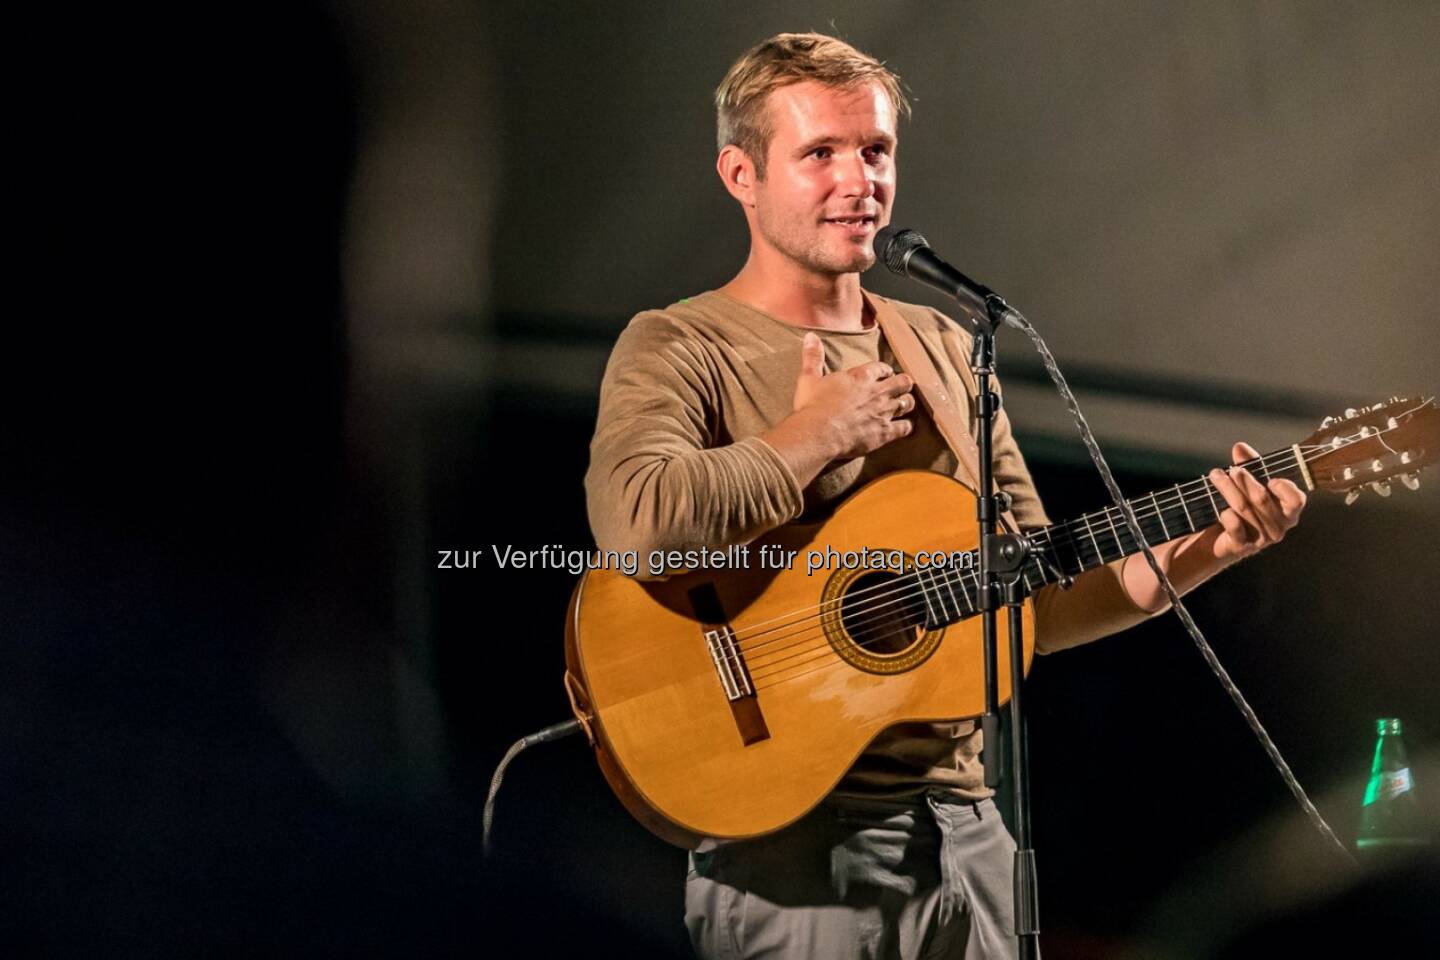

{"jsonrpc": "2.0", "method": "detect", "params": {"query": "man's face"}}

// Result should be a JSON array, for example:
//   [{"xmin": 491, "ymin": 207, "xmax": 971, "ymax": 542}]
[{"xmin": 750, "ymin": 80, "xmax": 897, "ymax": 277}]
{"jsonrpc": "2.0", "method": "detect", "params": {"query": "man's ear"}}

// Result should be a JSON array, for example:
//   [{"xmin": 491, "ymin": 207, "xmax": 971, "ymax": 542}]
[{"xmin": 716, "ymin": 144, "xmax": 759, "ymax": 207}]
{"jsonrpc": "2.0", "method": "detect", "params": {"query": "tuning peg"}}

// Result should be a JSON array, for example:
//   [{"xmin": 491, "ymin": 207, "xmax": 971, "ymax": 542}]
[
  {"xmin": 1344, "ymin": 488, "xmax": 1363, "ymax": 506},
  {"xmin": 1345, "ymin": 407, "xmax": 1358, "ymax": 419},
  {"xmin": 1370, "ymin": 480, "xmax": 1391, "ymax": 497},
  {"xmin": 1401, "ymin": 473, "xmax": 1421, "ymax": 491},
  {"xmin": 1321, "ymin": 414, "xmax": 1339, "ymax": 428}
]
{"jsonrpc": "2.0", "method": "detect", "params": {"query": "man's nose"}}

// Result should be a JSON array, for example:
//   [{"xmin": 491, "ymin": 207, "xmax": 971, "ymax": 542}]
[{"xmin": 835, "ymin": 153, "xmax": 876, "ymax": 198}]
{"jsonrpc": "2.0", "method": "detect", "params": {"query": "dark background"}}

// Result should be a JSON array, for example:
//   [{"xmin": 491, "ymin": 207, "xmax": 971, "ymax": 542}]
[{"xmin": 5, "ymin": 2, "xmax": 1437, "ymax": 956}]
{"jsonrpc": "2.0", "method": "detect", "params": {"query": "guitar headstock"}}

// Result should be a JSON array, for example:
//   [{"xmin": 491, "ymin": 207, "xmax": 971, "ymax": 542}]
[{"xmin": 1303, "ymin": 396, "xmax": 1438, "ymax": 504}]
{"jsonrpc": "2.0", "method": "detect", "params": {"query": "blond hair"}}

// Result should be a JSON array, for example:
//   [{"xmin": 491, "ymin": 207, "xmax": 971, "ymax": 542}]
[{"xmin": 715, "ymin": 32, "xmax": 909, "ymax": 179}]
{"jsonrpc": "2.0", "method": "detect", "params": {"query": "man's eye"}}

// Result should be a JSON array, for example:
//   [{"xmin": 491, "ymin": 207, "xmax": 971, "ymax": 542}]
[
  {"xmin": 810, "ymin": 147, "xmax": 832, "ymax": 159},
  {"xmin": 865, "ymin": 145, "xmax": 890, "ymax": 160}
]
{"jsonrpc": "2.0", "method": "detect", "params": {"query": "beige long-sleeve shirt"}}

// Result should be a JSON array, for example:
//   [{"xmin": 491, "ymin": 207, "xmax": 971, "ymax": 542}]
[{"xmin": 584, "ymin": 289, "xmax": 1070, "ymax": 798}]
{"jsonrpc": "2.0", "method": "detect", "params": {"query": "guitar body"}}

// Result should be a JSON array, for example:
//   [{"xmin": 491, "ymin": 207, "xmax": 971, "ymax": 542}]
[{"xmin": 564, "ymin": 470, "xmax": 1032, "ymax": 848}]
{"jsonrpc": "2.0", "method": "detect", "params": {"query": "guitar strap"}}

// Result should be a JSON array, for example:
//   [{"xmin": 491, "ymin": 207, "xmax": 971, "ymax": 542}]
[{"xmin": 869, "ymin": 293, "xmax": 1022, "ymax": 533}]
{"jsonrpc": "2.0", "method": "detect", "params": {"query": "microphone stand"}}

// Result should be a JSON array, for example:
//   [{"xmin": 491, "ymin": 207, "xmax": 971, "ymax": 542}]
[
  {"xmin": 972, "ymin": 295, "xmax": 1041, "ymax": 959},
  {"xmin": 873, "ymin": 224, "xmax": 1053, "ymax": 953}
]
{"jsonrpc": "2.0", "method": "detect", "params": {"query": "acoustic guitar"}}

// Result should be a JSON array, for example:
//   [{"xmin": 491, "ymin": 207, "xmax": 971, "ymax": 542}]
[{"xmin": 563, "ymin": 396, "xmax": 1437, "ymax": 847}]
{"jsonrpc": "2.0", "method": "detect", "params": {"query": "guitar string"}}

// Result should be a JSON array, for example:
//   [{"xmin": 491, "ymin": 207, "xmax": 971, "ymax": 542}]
[
  {"xmin": 749, "ymin": 409, "xmax": 1425, "ymax": 693},
  {"xmin": 731, "ymin": 444, "xmax": 1316, "ymax": 656},
  {"xmin": 744, "ymin": 414, "xmax": 1423, "ymax": 685},
  {"xmin": 733, "ymin": 446, "xmax": 1315, "ymax": 675},
  {"xmin": 740, "ymin": 447, "xmax": 1311, "ymax": 674},
  {"xmin": 731, "ymin": 400, "xmax": 1427, "ymax": 681},
  {"xmin": 743, "ymin": 541, "xmax": 1072, "ymax": 675},
  {"xmin": 726, "ymin": 401, "xmax": 1426, "ymax": 665},
  {"xmin": 744, "ymin": 582, "xmax": 957, "ymax": 678},
  {"xmin": 748, "ymin": 499, "xmax": 1219, "ymax": 679},
  {"xmin": 743, "ymin": 483, "xmax": 1284, "ymax": 679}
]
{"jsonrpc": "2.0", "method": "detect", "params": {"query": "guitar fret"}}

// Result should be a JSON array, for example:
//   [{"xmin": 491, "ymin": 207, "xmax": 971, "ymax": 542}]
[
  {"xmin": 928, "ymin": 567, "xmax": 952, "ymax": 622},
  {"xmin": 1176, "ymin": 483, "xmax": 1194, "ymax": 532},
  {"xmin": 1068, "ymin": 524, "xmax": 1086, "ymax": 572},
  {"xmin": 1032, "ymin": 531, "xmax": 1057, "ymax": 585},
  {"xmin": 1152, "ymin": 491, "xmax": 1170, "ymax": 541},
  {"xmin": 1056, "ymin": 523, "xmax": 1083, "ymax": 575},
  {"xmin": 957, "ymin": 569, "xmax": 974, "ymax": 613},
  {"xmin": 914, "ymin": 568, "xmax": 940, "ymax": 626},
  {"xmin": 1081, "ymin": 514, "xmax": 1101, "ymax": 564},
  {"xmin": 1031, "ymin": 560, "xmax": 1046, "ymax": 589},
  {"xmin": 939, "ymin": 567, "xmax": 964, "ymax": 619},
  {"xmin": 1104, "ymin": 508, "xmax": 1121, "ymax": 554},
  {"xmin": 1205, "ymin": 480, "xmax": 1220, "ymax": 518}
]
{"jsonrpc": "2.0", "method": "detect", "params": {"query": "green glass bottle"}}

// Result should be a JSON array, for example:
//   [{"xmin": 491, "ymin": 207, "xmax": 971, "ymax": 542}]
[{"xmin": 1357, "ymin": 718, "xmax": 1428, "ymax": 851}]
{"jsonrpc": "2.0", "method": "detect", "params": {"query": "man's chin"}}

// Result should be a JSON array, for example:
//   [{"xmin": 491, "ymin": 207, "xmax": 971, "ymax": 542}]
[
  {"xmin": 811, "ymin": 259, "xmax": 872, "ymax": 278},
  {"xmin": 779, "ymin": 242, "xmax": 876, "ymax": 277},
  {"xmin": 833, "ymin": 251, "xmax": 877, "ymax": 275},
  {"xmin": 814, "ymin": 241, "xmax": 877, "ymax": 274}
]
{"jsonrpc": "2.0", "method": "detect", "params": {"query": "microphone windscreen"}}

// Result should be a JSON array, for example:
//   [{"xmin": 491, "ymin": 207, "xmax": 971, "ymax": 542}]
[{"xmin": 874, "ymin": 226, "xmax": 929, "ymax": 276}]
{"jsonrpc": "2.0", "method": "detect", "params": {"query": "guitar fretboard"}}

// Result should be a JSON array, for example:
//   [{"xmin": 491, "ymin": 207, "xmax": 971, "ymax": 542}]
[{"xmin": 902, "ymin": 447, "xmax": 1308, "ymax": 628}]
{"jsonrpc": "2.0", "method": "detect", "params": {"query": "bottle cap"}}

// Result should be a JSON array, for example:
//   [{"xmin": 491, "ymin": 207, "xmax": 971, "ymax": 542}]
[{"xmin": 1376, "ymin": 718, "xmax": 1403, "ymax": 735}]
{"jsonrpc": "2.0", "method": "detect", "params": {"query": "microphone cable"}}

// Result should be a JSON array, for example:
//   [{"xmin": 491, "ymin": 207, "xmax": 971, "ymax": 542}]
[{"xmin": 997, "ymin": 304, "xmax": 1355, "ymax": 866}]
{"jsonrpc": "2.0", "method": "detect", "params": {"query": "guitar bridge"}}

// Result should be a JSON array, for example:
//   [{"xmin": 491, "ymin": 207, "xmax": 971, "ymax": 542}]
[
  {"xmin": 689, "ymin": 582, "xmax": 769, "ymax": 746},
  {"xmin": 704, "ymin": 626, "xmax": 753, "ymax": 701}
]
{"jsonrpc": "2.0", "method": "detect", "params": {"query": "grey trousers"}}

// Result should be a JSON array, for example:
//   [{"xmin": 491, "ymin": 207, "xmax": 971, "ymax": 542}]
[{"xmin": 684, "ymin": 792, "xmax": 1020, "ymax": 960}]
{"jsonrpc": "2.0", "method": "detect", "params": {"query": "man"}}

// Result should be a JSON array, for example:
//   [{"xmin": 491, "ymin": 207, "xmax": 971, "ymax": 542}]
[{"xmin": 584, "ymin": 32, "xmax": 1305, "ymax": 960}]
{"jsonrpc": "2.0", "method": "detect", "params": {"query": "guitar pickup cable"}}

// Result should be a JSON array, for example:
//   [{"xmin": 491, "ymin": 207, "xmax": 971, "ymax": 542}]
[{"xmin": 482, "ymin": 716, "xmax": 585, "ymax": 859}]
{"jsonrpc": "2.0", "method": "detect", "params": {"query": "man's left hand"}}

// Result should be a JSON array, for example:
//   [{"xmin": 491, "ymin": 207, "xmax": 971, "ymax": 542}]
[{"xmin": 1206, "ymin": 441, "xmax": 1307, "ymax": 562}]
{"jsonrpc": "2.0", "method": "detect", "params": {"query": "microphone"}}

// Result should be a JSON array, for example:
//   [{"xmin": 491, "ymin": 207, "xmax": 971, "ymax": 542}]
[{"xmin": 873, "ymin": 226, "xmax": 1008, "ymax": 321}]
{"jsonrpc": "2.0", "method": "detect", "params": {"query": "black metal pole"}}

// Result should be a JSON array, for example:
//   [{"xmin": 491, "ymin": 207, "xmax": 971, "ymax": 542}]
[
  {"xmin": 972, "ymin": 295, "xmax": 1040, "ymax": 958},
  {"xmin": 1005, "ymin": 579, "xmax": 1039, "ymax": 953},
  {"xmin": 975, "ymin": 325, "xmax": 1002, "ymax": 793}
]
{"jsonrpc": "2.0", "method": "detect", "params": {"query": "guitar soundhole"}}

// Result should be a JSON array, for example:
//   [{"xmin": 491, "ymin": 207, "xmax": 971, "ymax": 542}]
[{"xmin": 839, "ymin": 571, "xmax": 925, "ymax": 656}]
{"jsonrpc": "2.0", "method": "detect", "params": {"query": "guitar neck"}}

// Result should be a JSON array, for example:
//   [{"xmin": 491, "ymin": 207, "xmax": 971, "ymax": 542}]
[
  {"xmin": 1026, "ymin": 444, "xmax": 1310, "ymax": 586},
  {"xmin": 907, "ymin": 444, "xmax": 1313, "ymax": 626}
]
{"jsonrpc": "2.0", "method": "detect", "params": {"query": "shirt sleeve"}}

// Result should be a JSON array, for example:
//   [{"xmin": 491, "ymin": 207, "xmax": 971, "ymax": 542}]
[{"xmin": 584, "ymin": 311, "xmax": 804, "ymax": 576}]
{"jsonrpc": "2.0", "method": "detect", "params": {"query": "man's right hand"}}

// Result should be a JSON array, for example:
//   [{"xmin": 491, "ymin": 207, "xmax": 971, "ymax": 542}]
[
  {"xmin": 759, "ymin": 333, "xmax": 916, "ymax": 490},
  {"xmin": 793, "ymin": 332, "xmax": 915, "ymax": 459}
]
